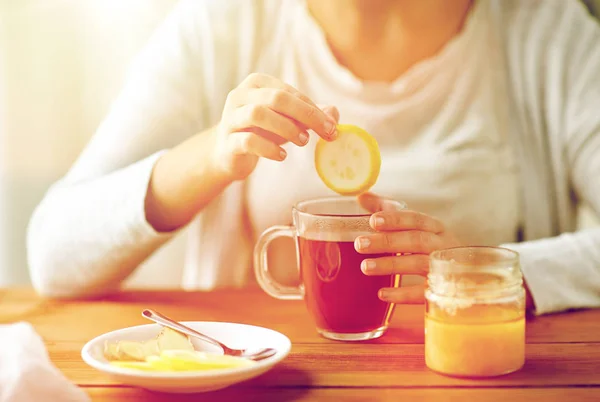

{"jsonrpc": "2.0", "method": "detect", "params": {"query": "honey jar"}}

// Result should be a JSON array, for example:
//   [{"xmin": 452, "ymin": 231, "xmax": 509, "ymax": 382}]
[{"xmin": 425, "ymin": 246, "xmax": 526, "ymax": 377}]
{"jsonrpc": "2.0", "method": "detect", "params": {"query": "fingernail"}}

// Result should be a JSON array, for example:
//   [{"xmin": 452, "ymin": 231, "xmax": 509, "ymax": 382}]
[
  {"xmin": 373, "ymin": 216, "xmax": 385, "ymax": 227},
  {"xmin": 324, "ymin": 119, "xmax": 337, "ymax": 138},
  {"xmin": 378, "ymin": 289, "xmax": 389, "ymax": 300},
  {"xmin": 280, "ymin": 150, "xmax": 287, "ymax": 160},
  {"xmin": 299, "ymin": 132, "xmax": 309, "ymax": 145},
  {"xmin": 355, "ymin": 237, "xmax": 371, "ymax": 250},
  {"xmin": 361, "ymin": 260, "xmax": 376, "ymax": 274}
]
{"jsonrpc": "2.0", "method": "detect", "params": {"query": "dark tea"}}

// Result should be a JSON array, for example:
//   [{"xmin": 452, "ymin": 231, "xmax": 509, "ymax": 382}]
[
  {"xmin": 254, "ymin": 196, "xmax": 406, "ymax": 340},
  {"xmin": 298, "ymin": 234, "xmax": 398, "ymax": 335}
]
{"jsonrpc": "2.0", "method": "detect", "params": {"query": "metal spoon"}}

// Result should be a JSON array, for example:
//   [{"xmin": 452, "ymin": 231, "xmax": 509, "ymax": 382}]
[{"xmin": 141, "ymin": 309, "xmax": 277, "ymax": 362}]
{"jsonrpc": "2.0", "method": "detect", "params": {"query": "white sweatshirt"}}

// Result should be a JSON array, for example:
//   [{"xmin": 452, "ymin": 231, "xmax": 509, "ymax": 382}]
[{"xmin": 26, "ymin": 0, "xmax": 600, "ymax": 315}]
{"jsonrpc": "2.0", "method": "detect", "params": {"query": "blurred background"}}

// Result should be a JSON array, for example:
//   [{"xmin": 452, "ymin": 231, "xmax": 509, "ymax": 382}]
[
  {"xmin": 1, "ymin": 0, "xmax": 599, "ymax": 288},
  {"xmin": 0, "ymin": 0, "xmax": 184, "ymax": 288}
]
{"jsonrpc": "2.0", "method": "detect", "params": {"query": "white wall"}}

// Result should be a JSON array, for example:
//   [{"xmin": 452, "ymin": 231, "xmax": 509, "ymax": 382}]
[
  {"xmin": 0, "ymin": 8, "xmax": 8, "ymax": 284},
  {"xmin": 0, "ymin": 0, "xmax": 183, "ymax": 287}
]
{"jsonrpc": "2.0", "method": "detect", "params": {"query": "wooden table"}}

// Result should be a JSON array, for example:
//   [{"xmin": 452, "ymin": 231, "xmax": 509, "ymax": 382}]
[{"xmin": 1, "ymin": 288, "xmax": 599, "ymax": 401}]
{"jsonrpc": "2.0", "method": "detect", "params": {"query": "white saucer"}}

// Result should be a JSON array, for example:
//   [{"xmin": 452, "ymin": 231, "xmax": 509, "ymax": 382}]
[{"xmin": 81, "ymin": 321, "xmax": 291, "ymax": 393}]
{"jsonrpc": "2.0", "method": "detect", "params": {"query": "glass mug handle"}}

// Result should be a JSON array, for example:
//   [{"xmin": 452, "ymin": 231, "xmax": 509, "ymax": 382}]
[{"xmin": 253, "ymin": 225, "xmax": 304, "ymax": 300}]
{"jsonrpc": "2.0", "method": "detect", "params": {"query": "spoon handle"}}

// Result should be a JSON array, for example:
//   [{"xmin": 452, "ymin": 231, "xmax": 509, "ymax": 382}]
[{"xmin": 142, "ymin": 309, "xmax": 227, "ymax": 352}]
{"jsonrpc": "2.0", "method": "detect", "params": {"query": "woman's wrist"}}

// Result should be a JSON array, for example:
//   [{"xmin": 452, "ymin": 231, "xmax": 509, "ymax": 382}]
[
  {"xmin": 145, "ymin": 127, "xmax": 233, "ymax": 232},
  {"xmin": 202, "ymin": 126, "xmax": 237, "ymax": 184}
]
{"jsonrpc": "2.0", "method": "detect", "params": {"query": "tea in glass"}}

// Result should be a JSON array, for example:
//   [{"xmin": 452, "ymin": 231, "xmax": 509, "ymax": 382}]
[{"xmin": 254, "ymin": 197, "xmax": 405, "ymax": 341}]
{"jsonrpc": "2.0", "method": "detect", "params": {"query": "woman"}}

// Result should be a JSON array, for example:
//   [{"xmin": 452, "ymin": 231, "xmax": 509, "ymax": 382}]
[{"xmin": 27, "ymin": 0, "xmax": 600, "ymax": 315}]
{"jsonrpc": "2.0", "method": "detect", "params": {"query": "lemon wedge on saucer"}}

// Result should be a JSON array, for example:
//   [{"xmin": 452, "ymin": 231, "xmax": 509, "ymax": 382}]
[
  {"xmin": 110, "ymin": 350, "xmax": 256, "ymax": 372},
  {"xmin": 159, "ymin": 350, "xmax": 256, "ymax": 371},
  {"xmin": 110, "ymin": 361, "xmax": 156, "ymax": 371},
  {"xmin": 315, "ymin": 124, "xmax": 381, "ymax": 195}
]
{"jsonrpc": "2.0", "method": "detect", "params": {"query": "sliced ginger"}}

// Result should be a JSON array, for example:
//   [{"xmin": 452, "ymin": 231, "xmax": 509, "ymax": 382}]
[{"xmin": 103, "ymin": 326, "xmax": 254, "ymax": 372}]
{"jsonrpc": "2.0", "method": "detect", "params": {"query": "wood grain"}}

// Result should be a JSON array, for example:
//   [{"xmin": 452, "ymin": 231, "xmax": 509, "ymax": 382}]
[
  {"xmin": 2, "ymin": 288, "xmax": 600, "ymax": 401},
  {"xmin": 3, "ymin": 288, "xmax": 600, "ymax": 344},
  {"xmin": 48, "ymin": 342, "xmax": 600, "ymax": 387},
  {"xmin": 84, "ymin": 387, "xmax": 600, "ymax": 402}
]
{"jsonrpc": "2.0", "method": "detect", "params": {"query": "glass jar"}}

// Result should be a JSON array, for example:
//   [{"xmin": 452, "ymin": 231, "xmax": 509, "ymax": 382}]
[{"xmin": 425, "ymin": 246, "xmax": 526, "ymax": 377}]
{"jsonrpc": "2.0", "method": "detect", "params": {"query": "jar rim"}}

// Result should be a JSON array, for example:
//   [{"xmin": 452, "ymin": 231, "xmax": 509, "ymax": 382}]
[
  {"xmin": 428, "ymin": 246, "xmax": 523, "ymax": 298},
  {"xmin": 430, "ymin": 246, "xmax": 520, "ymax": 267}
]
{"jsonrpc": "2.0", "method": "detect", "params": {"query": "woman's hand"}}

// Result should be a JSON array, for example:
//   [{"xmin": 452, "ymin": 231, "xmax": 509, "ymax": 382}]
[
  {"xmin": 354, "ymin": 193, "xmax": 536, "ymax": 310},
  {"xmin": 146, "ymin": 73, "xmax": 338, "ymax": 232},
  {"xmin": 354, "ymin": 192, "xmax": 460, "ymax": 304},
  {"xmin": 212, "ymin": 73, "xmax": 339, "ymax": 181}
]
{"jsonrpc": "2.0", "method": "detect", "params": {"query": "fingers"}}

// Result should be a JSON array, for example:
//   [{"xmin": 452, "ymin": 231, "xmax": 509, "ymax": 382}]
[
  {"xmin": 354, "ymin": 191, "xmax": 451, "ymax": 306},
  {"xmin": 232, "ymin": 88, "xmax": 336, "ymax": 140},
  {"xmin": 361, "ymin": 254, "xmax": 429, "ymax": 276},
  {"xmin": 378, "ymin": 285, "xmax": 426, "ymax": 304},
  {"xmin": 355, "ymin": 230, "xmax": 443, "ymax": 254},
  {"xmin": 228, "ymin": 104, "xmax": 309, "ymax": 146},
  {"xmin": 232, "ymin": 75, "xmax": 337, "ymax": 140},
  {"xmin": 363, "ymin": 254, "xmax": 428, "ymax": 305},
  {"xmin": 229, "ymin": 132, "xmax": 287, "ymax": 161},
  {"xmin": 239, "ymin": 73, "xmax": 318, "ymax": 107},
  {"xmin": 249, "ymin": 126, "xmax": 303, "ymax": 146},
  {"xmin": 370, "ymin": 210, "xmax": 444, "ymax": 233}
]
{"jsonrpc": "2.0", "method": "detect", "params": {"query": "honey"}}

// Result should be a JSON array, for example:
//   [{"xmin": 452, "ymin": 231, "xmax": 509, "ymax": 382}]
[{"xmin": 425, "ymin": 247, "xmax": 526, "ymax": 377}]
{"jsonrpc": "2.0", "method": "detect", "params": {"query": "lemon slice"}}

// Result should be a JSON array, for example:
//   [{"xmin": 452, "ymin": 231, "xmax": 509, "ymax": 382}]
[
  {"xmin": 110, "ymin": 361, "xmax": 156, "ymax": 371},
  {"xmin": 315, "ymin": 124, "xmax": 381, "ymax": 195},
  {"xmin": 160, "ymin": 350, "xmax": 255, "ymax": 370},
  {"xmin": 109, "ymin": 351, "xmax": 255, "ymax": 372}
]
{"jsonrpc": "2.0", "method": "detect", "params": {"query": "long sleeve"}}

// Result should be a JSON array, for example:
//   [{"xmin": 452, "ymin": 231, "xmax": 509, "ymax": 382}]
[
  {"xmin": 502, "ymin": 1, "xmax": 600, "ymax": 315},
  {"xmin": 26, "ymin": 0, "xmax": 260, "ymax": 298}
]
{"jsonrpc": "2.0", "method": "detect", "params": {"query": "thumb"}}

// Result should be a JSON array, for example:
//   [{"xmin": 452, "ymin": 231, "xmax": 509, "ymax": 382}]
[
  {"xmin": 320, "ymin": 105, "xmax": 340, "ymax": 124},
  {"xmin": 358, "ymin": 192, "xmax": 404, "ymax": 213}
]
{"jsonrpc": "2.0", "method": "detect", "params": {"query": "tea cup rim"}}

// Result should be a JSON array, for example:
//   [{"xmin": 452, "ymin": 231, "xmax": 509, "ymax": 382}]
[{"xmin": 293, "ymin": 196, "xmax": 406, "ymax": 218}]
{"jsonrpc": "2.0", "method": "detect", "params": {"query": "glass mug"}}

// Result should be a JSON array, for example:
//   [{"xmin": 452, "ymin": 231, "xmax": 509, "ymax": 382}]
[{"xmin": 254, "ymin": 197, "xmax": 406, "ymax": 341}]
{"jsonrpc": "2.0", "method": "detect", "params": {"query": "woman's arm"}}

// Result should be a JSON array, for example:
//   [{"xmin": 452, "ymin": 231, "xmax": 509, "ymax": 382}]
[
  {"xmin": 26, "ymin": 1, "xmax": 242, "ymax": 298},
  {"xmin": 355, "ymin": 1, "xmax": 600, "ymax": 315},
  {"xmin": 501, "ymin": 0, "xmax": 600, "ymax": 314},
  {"xmin": 27, "ymin": 0, "xmax": 336, "ymax": 299}
]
